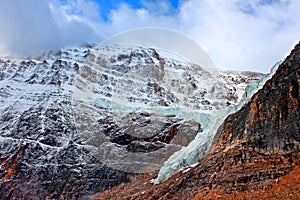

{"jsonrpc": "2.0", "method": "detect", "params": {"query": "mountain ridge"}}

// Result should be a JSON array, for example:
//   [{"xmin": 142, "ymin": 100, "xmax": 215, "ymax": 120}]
[{"xmin": 0, "ymin": 44, "xmax": 264, "ymax": 199}]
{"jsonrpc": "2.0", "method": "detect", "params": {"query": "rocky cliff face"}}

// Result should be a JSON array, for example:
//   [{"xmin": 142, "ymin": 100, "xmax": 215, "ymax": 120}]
[
  {"xmin": 94, "ymin": 42, "xmax": 300, "ymax": 199},
  {"xmin": 0, "ymin": 44, "xmax": 262, "ymax": 199}
]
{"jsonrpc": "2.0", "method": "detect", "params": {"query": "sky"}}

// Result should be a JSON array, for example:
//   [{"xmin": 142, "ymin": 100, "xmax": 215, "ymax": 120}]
[{"xmin": 0, "ymin": 0, "xmax": 299, "ymax": 72}]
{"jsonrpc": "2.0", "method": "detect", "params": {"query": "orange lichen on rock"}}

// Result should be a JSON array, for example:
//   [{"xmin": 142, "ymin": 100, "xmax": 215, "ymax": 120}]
[
  {"xmin": 192, "ymin": 165, "xmax": 300, "ymax": 200},
  {"xmin": 1, "ymin": 149, "xmax": 23, "ymax": 180}
]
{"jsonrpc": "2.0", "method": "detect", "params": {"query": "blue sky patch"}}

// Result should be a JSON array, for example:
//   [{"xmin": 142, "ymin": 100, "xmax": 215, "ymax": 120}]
[{"xmin": 94, "ymin": 0, "xmax": 179, "ymax": 21}]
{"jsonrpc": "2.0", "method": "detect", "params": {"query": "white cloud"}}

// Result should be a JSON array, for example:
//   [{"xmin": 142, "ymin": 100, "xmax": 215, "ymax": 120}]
[
  {"xmin": 0, "ymin": 0, "xmax": 299, "ymax": 72},
  {"xmin": 0, "ymin": 0, "xmax": 100, "ymax": 56},
  {"xmin": 176, "ymin": 0, "xmax": 300, "ymax": 72},
  {"xmin": 104, "ymin": 3, "xmax": 176, "ymax": 34}
]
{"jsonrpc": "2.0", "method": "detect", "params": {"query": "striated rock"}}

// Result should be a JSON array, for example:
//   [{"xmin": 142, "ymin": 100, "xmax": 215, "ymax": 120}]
[
  {"xmin": 99, "ymin": 112, "xmax": 199, "ymax": 153},
  {"xmin": 93, "ymin": 42, "xmax": 300, "ymax": 199},
  {"xmin": 0, "ymin": 98, "xmax": 131, "ymax": 199}
]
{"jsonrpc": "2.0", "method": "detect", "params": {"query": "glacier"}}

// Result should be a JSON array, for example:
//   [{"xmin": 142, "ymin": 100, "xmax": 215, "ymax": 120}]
[
  {"xmin": 69, "ymin": 28, "xmax": 266, "ymax": 176},
  {"xmin": 152, "ymin": 63, "xmax": 279, "ymax": 184}
]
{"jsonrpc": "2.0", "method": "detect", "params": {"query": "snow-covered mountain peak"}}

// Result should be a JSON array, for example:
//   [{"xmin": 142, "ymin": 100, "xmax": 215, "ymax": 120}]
[
  {"xmin": 99, "ymin": 28, "xmax": 216, "ymax": 71},
  {"xmin": 0, "ymin": 43, "xmax": 264, "ymax": 193},
  {"xmin": 74, "ymin": 43, "xmax": 260, "ymax": 113}
]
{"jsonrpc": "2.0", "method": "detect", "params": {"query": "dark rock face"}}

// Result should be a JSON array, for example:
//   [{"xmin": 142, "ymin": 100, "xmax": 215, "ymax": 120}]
[
  {"xmin": 0, "ymin": 47, "xmax": 130, "ymax": 199},
  {"xmin": 0, "ymin": 102, "xmax": 131, "ymax": 199},
  {"xmin": 99, "ymin": 112, "xmax": 200, "ymax": 153},
  {"xmin": 94, "ymin": 42, "xmax": 300, "ymax": 199},
  {"xmin": 90, "ymin": 111, "xmax": 200, "ymax": 174}
]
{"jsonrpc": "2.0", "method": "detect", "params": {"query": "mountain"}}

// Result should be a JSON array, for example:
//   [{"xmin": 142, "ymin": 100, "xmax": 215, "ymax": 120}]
[
  {"xmin": 0, "ymin": 44, "xmax": 263, "ymax": 199},
  {"xmin": 94, "ymin": 42, "xmax": 300, "ymax": 199}
]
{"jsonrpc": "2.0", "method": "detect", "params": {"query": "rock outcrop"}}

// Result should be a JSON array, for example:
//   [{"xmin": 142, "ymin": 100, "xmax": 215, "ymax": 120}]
[{"xmin": 94, "ymin": 42, "xmax": 300, "ymax": 199}]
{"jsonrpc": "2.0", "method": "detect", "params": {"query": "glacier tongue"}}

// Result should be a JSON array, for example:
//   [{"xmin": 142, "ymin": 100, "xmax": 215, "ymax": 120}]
[
  {"xmin": 152, "ymin": 64, "xmax": 278, "ymax": 184},
  {"xmin": 152, "ymin": 107, "xmax": 229, "ymax": 184}
]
